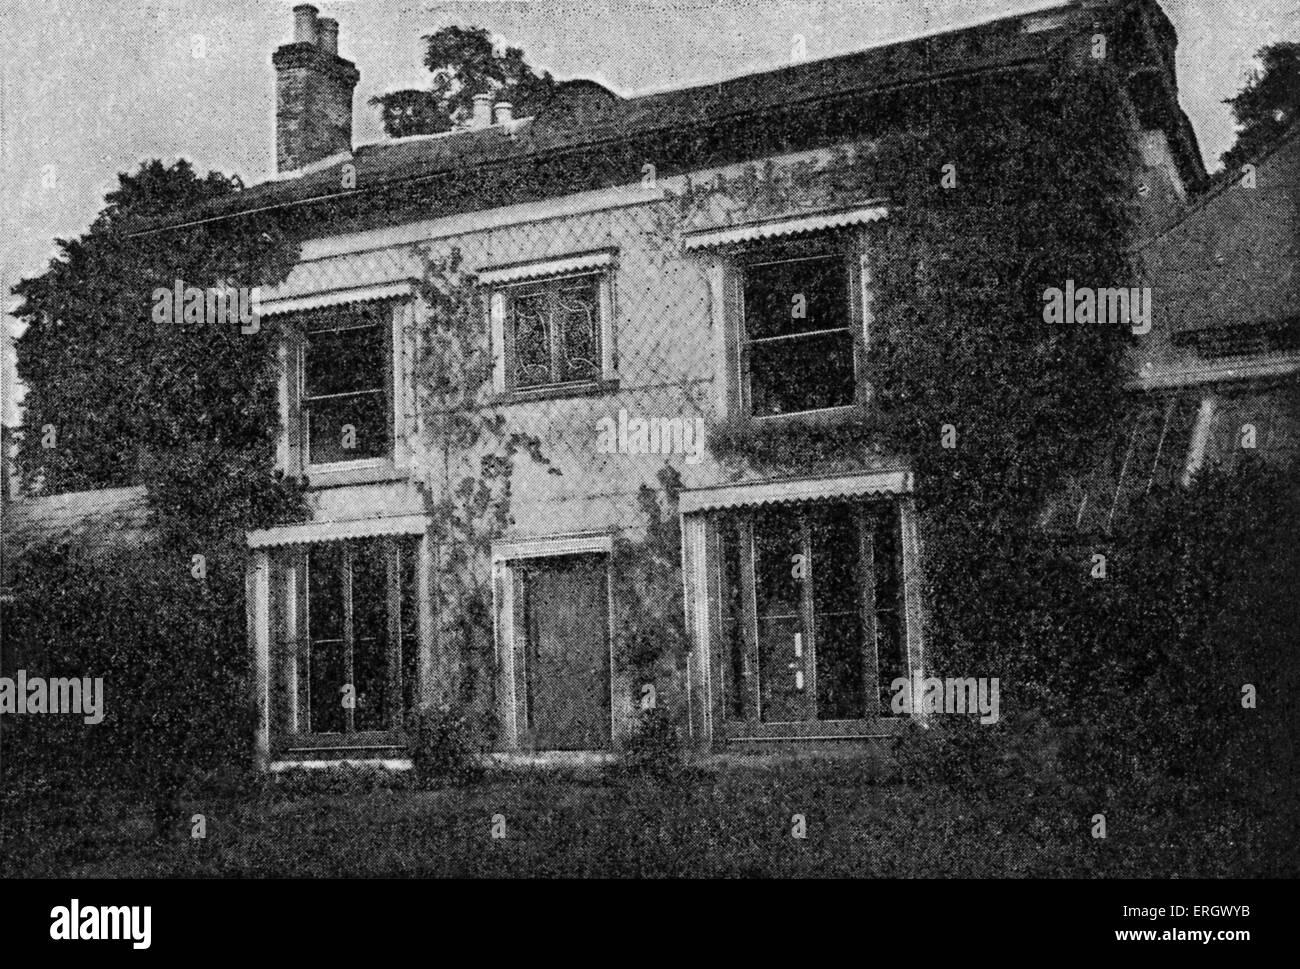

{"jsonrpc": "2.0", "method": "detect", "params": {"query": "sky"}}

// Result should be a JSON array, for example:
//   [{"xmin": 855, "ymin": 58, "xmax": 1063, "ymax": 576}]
[{"xmin": 1, "ymin": 0, "xmax": 1297, "ymax": 424}]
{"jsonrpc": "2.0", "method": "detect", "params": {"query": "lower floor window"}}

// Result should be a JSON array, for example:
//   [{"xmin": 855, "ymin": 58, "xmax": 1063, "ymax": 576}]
[
  {"xmin": 271, "ymin": 537, "xmax": 419, "ymax": 739},
  {"xmin": 717, "ymin": 501, "xmax": 908, "ymax": 723}
]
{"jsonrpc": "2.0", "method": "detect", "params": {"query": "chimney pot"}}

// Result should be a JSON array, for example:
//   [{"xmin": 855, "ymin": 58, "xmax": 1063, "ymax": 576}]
[
  {"xmin": 472, "ymin": 92, "xmax": 493, "ymax": 128},
  {"xmin": 293, "ymin": 4, "xmax": 319, "ymax": 45},
  {"xmin": 318, "ymin": 17, "xmax": 339, "ymax": 56},
  {"xmin": 493, "ymin": 101, "xmax": 514, "ymax": 125}
]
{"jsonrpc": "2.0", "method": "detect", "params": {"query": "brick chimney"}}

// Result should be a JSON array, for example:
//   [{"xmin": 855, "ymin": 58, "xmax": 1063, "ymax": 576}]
[{"xmin": 272, "ymin": 5, "xmax": 360, "ymax": 172}]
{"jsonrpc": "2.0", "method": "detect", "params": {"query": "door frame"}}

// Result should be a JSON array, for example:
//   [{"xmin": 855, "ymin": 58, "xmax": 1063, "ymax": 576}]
[{"xmin": 492, "ymin": 533, "xmax": 616, "ymax": 753}]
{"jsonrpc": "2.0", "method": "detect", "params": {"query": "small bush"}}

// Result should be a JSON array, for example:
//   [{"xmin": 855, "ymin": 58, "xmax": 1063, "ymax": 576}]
[
  {"xmin": 889, "ymin": 709, "xmax": 1060, "ymax": 795},
  {"xmin": 410, "ymin": 707, "xmax": 484, "ymax": 788},
  {"xmin": 620, "ymin": 707, "xmax": 684, "ymax": 782}
]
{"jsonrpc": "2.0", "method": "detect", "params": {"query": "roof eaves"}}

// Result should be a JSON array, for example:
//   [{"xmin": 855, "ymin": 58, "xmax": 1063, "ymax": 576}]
[{"xmin": 127, "ymin": 47, "xmax": 1066, "ymax": 239}]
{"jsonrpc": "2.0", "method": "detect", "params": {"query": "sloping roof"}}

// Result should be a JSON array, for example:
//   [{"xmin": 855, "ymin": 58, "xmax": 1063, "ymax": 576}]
[
  {"xmin": 129, "ymin": 1, "xmax": 1131, "ymax": 236},
  {"xmin": 3, "ymin": 486, "xmax": 151, "ymax": 562},
  {"xmin": 1139, "ymin": 125, "xmax": 1300, "ymax": 344}
]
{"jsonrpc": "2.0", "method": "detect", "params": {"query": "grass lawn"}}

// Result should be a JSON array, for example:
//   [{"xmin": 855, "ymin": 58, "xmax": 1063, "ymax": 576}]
[{"xmin": 3, "ymin": 759, "xmax": 1286, "ymax": 877}]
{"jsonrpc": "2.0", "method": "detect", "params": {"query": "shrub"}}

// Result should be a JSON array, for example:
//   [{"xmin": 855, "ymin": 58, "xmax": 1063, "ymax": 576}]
[
  {"xmin": 1039, "ymin": 459, "xmax": 1299, "ymax": 796},
  {"xmin": 410, "ymin": 706, "xmax": 484, "ymax": 788},
  {"xmin": 620, "ymin": 707, "xmax": 684, "ymax": 782},
  {"xmin": 890, "ymin": 708, "xmax": 1064, "ymax": 796}
]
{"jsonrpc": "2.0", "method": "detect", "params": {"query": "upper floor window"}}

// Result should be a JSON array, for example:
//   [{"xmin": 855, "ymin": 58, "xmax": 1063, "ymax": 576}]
[
  {"xmin": 507, "ymin": 273, "xmax": 603, "ymax": 390},
  {"xmin": 301, "ymin": 304, "xmax": 390, "ymax": 466},
  {"xmin": 689, "ymin": 206, "xmax": 883, "ymax": 422},
  {"xmin": 482, "ymin": 249, "xmax": 617, "ymax": 398},
  {"xmin": 741, "ymin": 252, "xmax": 857, "ymax": 416}
]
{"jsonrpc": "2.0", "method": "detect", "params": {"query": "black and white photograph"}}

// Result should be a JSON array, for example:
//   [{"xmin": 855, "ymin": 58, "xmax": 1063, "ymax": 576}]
[{"xmin": 0, "ymin": 0, "xmax": 1294, "ymax": 947}]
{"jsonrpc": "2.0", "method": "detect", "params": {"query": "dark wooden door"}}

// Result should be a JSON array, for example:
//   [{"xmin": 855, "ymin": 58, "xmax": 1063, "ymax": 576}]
[{"xmin": 522, "ymin": 555, "xmax": 611, "ymax": 750}]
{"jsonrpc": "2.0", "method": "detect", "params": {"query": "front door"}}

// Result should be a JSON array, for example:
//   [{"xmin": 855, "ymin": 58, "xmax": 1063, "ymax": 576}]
[{"xmin": 520, "ymin": 554, "xmax": 611, "ymax": 750}]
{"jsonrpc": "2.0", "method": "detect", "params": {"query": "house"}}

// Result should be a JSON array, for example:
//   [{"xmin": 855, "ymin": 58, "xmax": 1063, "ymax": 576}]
[
  {"xmin": 172, "ymin": 0, "xmax": 1208, "ymax": 768},
  {"xmin": 1041, "ymin": 124, "xmax": 1299, "ymax": 533},
  {"xmin": 12, "ymin": 0, "xmax": 1295, "ymax": 771}
]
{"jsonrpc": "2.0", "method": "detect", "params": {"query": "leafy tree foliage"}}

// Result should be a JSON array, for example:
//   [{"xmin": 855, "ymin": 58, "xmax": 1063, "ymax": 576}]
[
  {"xmin": 1221, "ymin": 41, "xmax": 1299, "ymax": 175},
  {"xmin": 371, "ymin": 26, "xmax": 554, "ymax": 137},
  {"xmin": 13, "ymin": 159, "xmax": 299, "ymax": 501},
  {"xmin": 7, "ymin": 159, "xmax": 306, "ymax": 833},
  {"xmin": 864, "ymin": 57, "xmax": 1297, "ymax": 842}
]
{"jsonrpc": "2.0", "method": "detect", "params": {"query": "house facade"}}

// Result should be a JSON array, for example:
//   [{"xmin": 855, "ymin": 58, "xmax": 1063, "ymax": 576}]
[
  {"xmin": 218, "ymin": 0, "xmax": 1213, "ymax": 769},
  {"xmin": 9, "ymin": 1, "xmax": 1294, "ymax": 771}
]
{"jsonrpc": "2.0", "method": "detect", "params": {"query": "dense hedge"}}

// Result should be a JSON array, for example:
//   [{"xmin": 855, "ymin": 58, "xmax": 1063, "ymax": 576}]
[{"xmin": 3, "ymin": 537, "xmax": 254, "ymax": 830}]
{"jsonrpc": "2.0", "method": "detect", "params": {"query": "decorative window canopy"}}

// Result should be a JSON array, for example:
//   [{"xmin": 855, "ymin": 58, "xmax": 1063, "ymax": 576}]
[
  {"xmin": 477, "ymin": 249, "xmax": 616, "ymax": 288},
  {"xmin": 682, "ymin": 204, "xmax": 888, "ymax": 251},
  {"xmin": 247, "ymin": 514, "xmax": 428, "ymax": 548},
  {"xmin": 492, "ymin": 531, "xmax": 613, "ymax": 563},
  {"xmin": 258, "ymin": 279, "xmax": 418, "ymax": 317},
  {"xmin": 679, "ymin": 469, "xmax": 912, "ymax": 515}
]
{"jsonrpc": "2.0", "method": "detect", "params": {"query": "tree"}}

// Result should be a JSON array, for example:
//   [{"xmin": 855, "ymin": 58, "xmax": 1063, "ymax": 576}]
[
  {"xmin": 12, "ymin": 160, "xmax": 300, "ymax": 496},
  {"xmin": 8, "ymin": 159, "xmax": 306, "ymax": 833},
  {"xmin": 1221, "ymin": 41, "xmax": 1299, "ymax": 174},
  {"xmin": 371, "ymin": 26, "xmax": 554, "ymax": 137},
  {"xmin": 14, "ymin": 161, "xmax": 234, "ymax": 490}
]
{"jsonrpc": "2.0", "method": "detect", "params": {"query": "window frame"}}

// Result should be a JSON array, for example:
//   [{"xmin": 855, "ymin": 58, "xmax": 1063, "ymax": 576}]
[
  {"xmin": 709, "ymin": 231, "xmax": 872, "ymax": 423},
  {"xmin": 488, "ymin": 264, "xmax": 617, "ymax": 400},
  {"xmin": 713, "ymin": 500, "xmax": 911, "ymax": 734},
  {"xmin": 291, "ymin": 302, "xmax": 398, "ymax": 475},
  {"xmin": 269, "ymin": 537, "xmax": 420, "ymax": 752},
  {"xmin": 738, "ymin": 247, "xmax": 862, "ymax": 419}
]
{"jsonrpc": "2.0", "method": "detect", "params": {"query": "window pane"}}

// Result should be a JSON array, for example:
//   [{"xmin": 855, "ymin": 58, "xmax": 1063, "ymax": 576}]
[
  {"xmin": 305, "ymin": 323, "xmax": 385, "ymax": 398},
  {"xmin": 307, "ymin": 390, "xmax": 388, "ymax": 463},
  {"xmin": 753, "ymin": 511, "xmax": 807, "ymax": 722},
  {"xmin": 869, "ymin": 504, "xmax": 907, "ymax": 713},
  {"xmin": 1205, "ymin": 389, "xmax": 1299, "ymax": 473},
  {"xmin": 749, "ymin": 330, "xmax": 855, "ymax": 416},
  {"xmin": 809, "ymin": 505, "xmax": 866, "ymax": 720},
  {"xmin": 350, "ymin": 540, "xmax": 389, "ymax": 731},
  {"xmin": 1148, "ymin": 395, "xmax": 1200, "ymax": 491},
  {"xmin": 308, "ymin": 544, "xmax": 346, "ymax": 733},
  {"xmin": 744, "ymin": 255, "xmax": 849, "ymax": 340},
  {"xmin": 1075, "ymin": 394, "xmax": 1198, "ymax": 531},
  {"xmin": 511, "ymin": 288, "xmax": 552, "ymax": 387},
  {"xmin": 557, "ymin": 276, "xmax": 601, "ymax": 382},
  {"xmin": 718, "ymin": 517, "xmax": 751, "ymax": 721}
]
